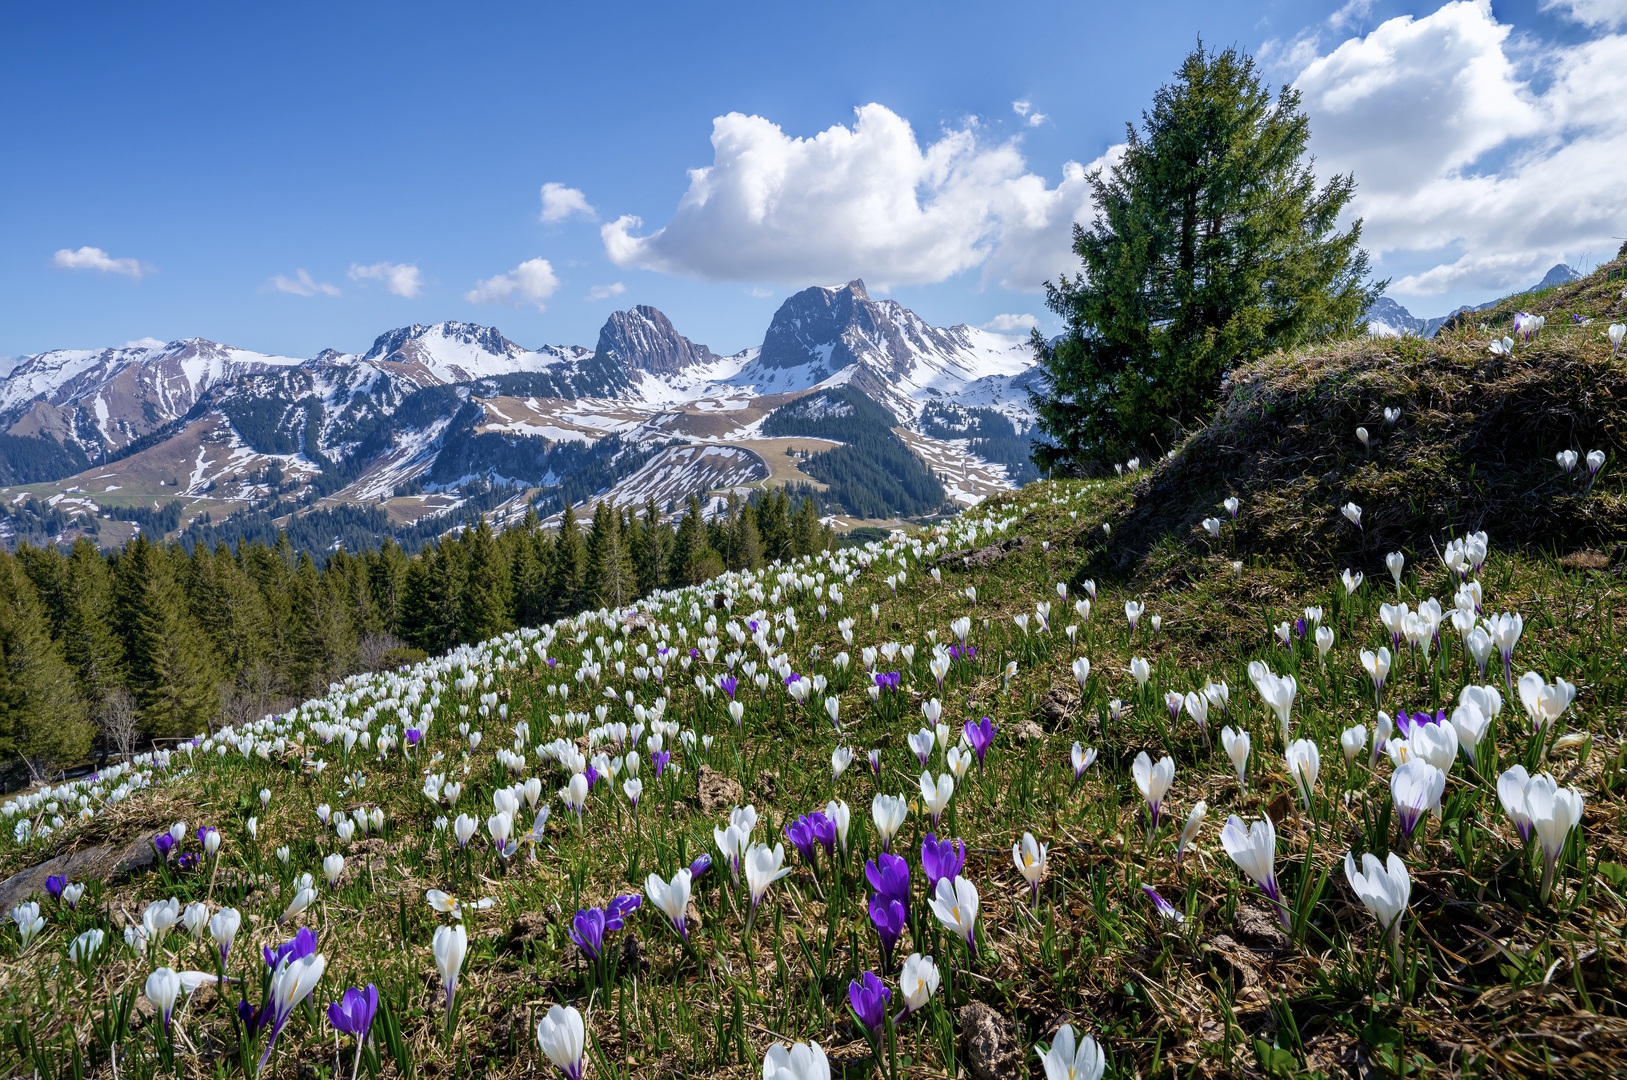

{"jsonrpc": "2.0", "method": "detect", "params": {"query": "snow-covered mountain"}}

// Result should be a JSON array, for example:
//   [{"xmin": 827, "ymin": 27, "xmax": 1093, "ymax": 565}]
[
  {"xmin": 0, "ymin": 290, "xmax": 1042, "ymax": 538},
  {"xmin": 728, "ymin": 280, "xmax": 1033, "ymax": 420},
  {"xmin": 1366, "ymin": 264, "xmax": 1581, "ymax": 339}
]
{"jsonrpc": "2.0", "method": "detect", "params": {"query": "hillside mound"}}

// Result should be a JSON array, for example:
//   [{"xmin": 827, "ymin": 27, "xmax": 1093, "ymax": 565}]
[{"xmin": 1105, "ymin": 250, "xmax": 1627, "ymax": 575}]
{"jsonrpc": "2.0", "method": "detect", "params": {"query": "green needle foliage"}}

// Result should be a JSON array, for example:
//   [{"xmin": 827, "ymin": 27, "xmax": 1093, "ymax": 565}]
[{"xmin": 1033, "ymin": 43, "xmax": 1381, "ymax": 471}]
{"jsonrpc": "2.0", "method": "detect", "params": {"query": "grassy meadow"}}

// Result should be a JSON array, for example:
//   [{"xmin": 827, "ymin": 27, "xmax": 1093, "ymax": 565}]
[{"xmin": 3, "ymin": 264, "xmax": 1627, "ymax": 1079}]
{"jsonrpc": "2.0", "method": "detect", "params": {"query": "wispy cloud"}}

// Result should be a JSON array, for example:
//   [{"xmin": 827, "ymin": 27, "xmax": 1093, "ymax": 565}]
[
  {"xmin": 465, "ymin": 258, "xmax": 561, "ymax": 309},
  {"xmin": 52, "ymin": 246, "xmax": 145, "ymax": 279},
  {"xmin": 1011, "ymin": 100, "xmax": 1046, "ymax": 126},
  {"xmin": 587, "ymin": 282, "xmax": 625, "ymax": 300},
  {"xmin": 541, "ymin": 182, "xmax": 597, "ymax": 224},
  {"xmin": 270, "ymin": 269, "xmax": 341, "ymax": 297},
  {"xmin": 349, "ymin": 261, "xmax": 423, "ymax": 298}
]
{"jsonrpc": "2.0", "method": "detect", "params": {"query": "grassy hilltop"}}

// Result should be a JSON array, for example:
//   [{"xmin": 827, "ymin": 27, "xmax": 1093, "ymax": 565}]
[{"xmin": 2, "ymin": 264, "xmax": 1626, "ymax": 1079}]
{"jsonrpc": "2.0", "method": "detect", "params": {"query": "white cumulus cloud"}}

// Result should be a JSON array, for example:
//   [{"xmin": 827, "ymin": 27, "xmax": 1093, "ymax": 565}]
[
  {"xmin": 270, "ymin": 269, "xmax": 342, "ymax": 297},
  {"xmin": 587, "ymin": 282, "xmax": 626, "ymax": 300},
  {"xmin": 52, "ymin": 246, "xmax": 145, "ymax": 279},
  {"xmin": 541, "ymin": 182, "xmax": 596, "ymax": 224},
  {"xmin": 465, "ymin": 258, "xmax": 561, "ymax": 309},
  {"xmin": 125, "ymin": 337, "xmax": 165, "ymax": 350},
  {"xmin": 349, "ymin": 261, "xmax": 423, "ymax": 298},
  {"xmin": 981, "ymin": 313, "xmax": 1039, "ymax": 333},
  {"xmin": 600, "ymin": 104, "xmax": 1114, "ymax": 292},
  {"xmin": 1293, "ymin": 0, "xmax": 1627, "ymax": 302}
]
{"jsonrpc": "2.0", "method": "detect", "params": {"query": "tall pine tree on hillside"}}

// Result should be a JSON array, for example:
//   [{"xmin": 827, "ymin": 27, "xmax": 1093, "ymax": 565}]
[
  {"xmin": 553, "ymin": 507, "xmax": 587, "ymax": 616},
  {"xmin": 113, "ymin": 535, "xmax": 218, "ymax": 738},
  {"xmin": 1032, "ymin": 43, "xmax": 1379, "ymax": 471},
  {"xmin": 0, "ymin": 552, "xmax": 92, "ymax": 777},
  {"xmin": 460, "ymin": 518, "xmax": 513, "ymax": 643},
  {"xmin": 587, "ymin": 503, "xmax": 636, "ymax": 610},
  {"xmin": 60, "ymin": 538, "xmax": 125, "ymax": 712}
]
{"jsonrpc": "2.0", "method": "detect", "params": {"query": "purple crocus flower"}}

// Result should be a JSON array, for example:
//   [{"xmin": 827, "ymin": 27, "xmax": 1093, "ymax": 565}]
[
  {"xmin": 405, "ymin": 728, "xmax": 423, "ymax": 747},
  {"xmin": 690, "ymin": 648, "xmax": 700, "ymax": 660},
  {"xmin": 651, "ymin": 750, "xmax": 670, "ymax": 778},
  {"xmin": 719, "ymin": 675, "xmax": 737, "ymax": 699},
  {"xmin": 327, "ymin": 984, "xmax": 379, "ymax": 1042},
  {"xmin": 865, "ymin": 852, "xmax": 910, "ymax": 909},
  {"xmin": 263, "ymin": 927, "xmax": 318, "ymax": 972},
  {"xmin": 569, "ymin": 907, "xmax": 607, "ymax": 962},
  {"xmin": 583, "ymin": 765, "xmax": 600, "ymax": 790},
  {"xmin": 920, "ymin": 834, "xmax": 965, "ymax": 895},
  {"xmin": 809, "ymin": 813, "xmax": 837, "ymax": 859},
  {"xmin": 688, "ymin": 854, "xmax": 712, "ymax": 882},
  {"xmin": 547, "ymin": 657, "xmax": 558, "ymax": 668},
  {"xmin": 848, "ymin": 971, "xmax": 892, "ymax": 1038},
  {"xmin": 1394, "ymin": 708, "xmax": 1445, "ymax": 739},
  {"xmin": 153, "ymin": 833, "xmax": 176, "ymax": 861},
  {"xmin": 964, "ymin": 717, "xmax": 996, "ymax": 768},
  {"xmin": 868, "ymin": 749, "xmax": 882, "ymax": 779},
  {"xmin": 949, "ymin": 643, "xmax": 977, "ymax": 661},
  {"xmin": 605, "ymin": 894, "xmax": 643, "ymax": 929},
  {"xmin": 785, "ymin": 816, "xmax": 822, "ymax": 869},
  {"xmin": 1141, "ymin": 886, "xmax": 1183, "ymax": 923},
  {"xmin": 196, "ymin": 825, "xmax": 218, "ymax": 849},
  {"xmin": 238, "ymin": 998, "xmax": 266, "ymax": 1039},
  {"xmin": 1295, "ymin": 618, "xmax": 1307, "ymax": 641},
  {"xmin": 868, "ymin": 894, "xmax": 905, "ymax": 972},
  {"xmin": 45, "ymin": 875, "xmax": 66, "ymax": 902}
]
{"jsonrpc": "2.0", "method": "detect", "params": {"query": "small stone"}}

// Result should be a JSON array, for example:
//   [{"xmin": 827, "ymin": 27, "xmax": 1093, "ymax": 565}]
[
  {"xmin": 1232, "ymin": 901, "xmax": 1288, "ymax": 951},
  {"xmin": 959, "ymin": 1001, "xmax": 1022, "ymax": 1080},
  {"xmin": 697, "ymin": 765, "xmax": 744, "ymax": 814},
  {"xmin": 619, "ymin": 930, "xmax": 646, "ymax": 973},
  {"xmin": 505, "ymin": 910, "xmax": 552, "ymax": 951},
  {"xmin": 1038, "ymin": 688, "xmax": 1076, "ymax": 727},
  {"xmin": 1012, "ymin": 719, "xmax": 1046, "ymax": 742}
]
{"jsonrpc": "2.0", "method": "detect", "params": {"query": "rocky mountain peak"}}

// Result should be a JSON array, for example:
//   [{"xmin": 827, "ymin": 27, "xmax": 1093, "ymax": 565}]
[
  {"xmin": 362, "ymin": 321, "xmax": 525, "ymax": 364},
  {"xmin": 592, "ymin": 305, "xmax": 718, "ymax": 376}
]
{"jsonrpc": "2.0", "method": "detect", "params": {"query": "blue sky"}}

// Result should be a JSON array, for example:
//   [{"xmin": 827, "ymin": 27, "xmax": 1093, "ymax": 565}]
[{"xmin": 4, "ymin": 0, "xmax": 1623, "ymax": 359}]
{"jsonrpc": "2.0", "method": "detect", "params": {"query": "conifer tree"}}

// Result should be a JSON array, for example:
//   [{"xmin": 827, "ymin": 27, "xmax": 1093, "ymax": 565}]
[
  {"xmin": 0, "ymin": 552, "xmax": 92, "ymax": 777},
  {"xmin": 60, "ymin": 538, "xmax": 125, "ymax": 711},
  {"xmin": 111, "ymin": 535, "xmax": 217, "ymax": 738},
  {"xmin": 634, "ymin": 498, "xmax": 670, "ymax": 596},
  {"xmin": 669, "ymin": 498, "xmax": 701, "ymax": 584},
  {"xmin": 510, "ymin": 507, "xmax": 546, "ymax": 627},
  {"xmin": 399, "ymin": 554, "xmax": 439, "ymax": 653},
  {"xmin": 553, "ymin": 505, "xmax": 586, "ymax": 616},
  {"xmin": 756, "ymin": 489, "xmax": 791, "ymax": 564},
  {"xmin": 1032, "ymin": 43, "xmax": 1378, "ymax": 470},
  {"xmin": 730, "ymin": 497, "xmax": 763, "ymax": 571},
  {"xmin": 460, "ymin": 518, "xmax": 513, "ymax": 643},
  {"xmin": 367, "ymin": 538, "xmax": 410, "ymax": 636}
]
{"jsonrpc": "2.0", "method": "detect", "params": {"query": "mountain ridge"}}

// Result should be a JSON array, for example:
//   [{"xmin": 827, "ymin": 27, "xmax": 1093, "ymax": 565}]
[
  {"xmin": 0, "ymin": 291, "xmax": 1040, "ymax": 550},
  {"xmin": 1366, "ymin": 263, "xmax": 1581, "ymax": 338}
]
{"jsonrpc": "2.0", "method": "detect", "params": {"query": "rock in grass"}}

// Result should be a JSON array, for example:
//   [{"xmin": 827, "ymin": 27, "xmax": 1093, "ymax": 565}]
[
  {"xmin": 0, "ymin": 835, "xmax": 157, "ymax": 912},
  {"xmin": 959, "ymin": 1001, "xmax": 1023, "ymax": 1080},
  {"xmin": 505, "ymin": 910, "xmax": 553, "ymax": 951},
  {"xmin": 697, "ymin": 765, "xmax": 744, "ymax": 814}
]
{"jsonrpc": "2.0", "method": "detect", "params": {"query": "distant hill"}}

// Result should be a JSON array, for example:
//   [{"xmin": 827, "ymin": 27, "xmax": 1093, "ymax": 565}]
[
  {"xmin": 1365, "ymin": 264, "xmax": 1581, "ymax": 338},
  {"xmin": 761, "ymin": 386, "xmax": 948, "ymax": 519}
]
